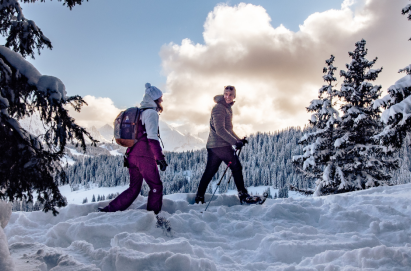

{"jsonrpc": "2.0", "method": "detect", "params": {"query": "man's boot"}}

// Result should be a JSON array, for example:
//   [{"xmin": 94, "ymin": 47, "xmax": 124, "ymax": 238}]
[{"xmin": 195, "ymin": 195, "xmax": 205, "ymax": 204}]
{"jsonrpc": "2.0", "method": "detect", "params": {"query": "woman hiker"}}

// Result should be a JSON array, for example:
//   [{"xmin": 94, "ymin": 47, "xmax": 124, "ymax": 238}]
[
  {"xmin": 195, "ymin": 85, "xmax": 254, "ymax": 205},
  {"xmin": 99, "ymin": 83, "xmax": 168, "ymax": 215}
]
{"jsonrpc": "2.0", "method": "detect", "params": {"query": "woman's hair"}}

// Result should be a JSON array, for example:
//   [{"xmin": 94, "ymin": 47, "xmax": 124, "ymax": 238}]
[{"xmin": 154, "ymin": 97, "xmax": 163, "ymax": 113}]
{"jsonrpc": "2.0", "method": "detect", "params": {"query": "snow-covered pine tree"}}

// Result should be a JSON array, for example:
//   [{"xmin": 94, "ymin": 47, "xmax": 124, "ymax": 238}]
[
  {"xmin": 374, "ymin": 65, "xmax": 411, "ymax": 149},
  {"xmin": 333, "ymin": 39, "xmax": 398, "ymax": 193},
  {"xmin": 373, "ymin": 4, "xmax": 411, "ymax": 150},
  {"xmin": 278, "ymin": 185, "xmax": 288, "ymax": 198},
  {"xmin": 0, "ymin": 0, "xmax": 96, "ymax": 215},
  {"xmin": 292, "ymin": 55, "xmax": 341, "ymax": 196},
  {"xmin": 403, "ymin": 2, "xmax": 411, "ymax": 41}
]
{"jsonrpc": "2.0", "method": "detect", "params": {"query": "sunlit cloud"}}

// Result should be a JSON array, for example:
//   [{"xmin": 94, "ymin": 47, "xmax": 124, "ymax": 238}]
[
  {"xmin": 160, "ymin": 0, "xmax": 410, "ymax": 136},
  {"xmin": 67, "ymin": 95, "xmax": 123, "ymax": 129}
]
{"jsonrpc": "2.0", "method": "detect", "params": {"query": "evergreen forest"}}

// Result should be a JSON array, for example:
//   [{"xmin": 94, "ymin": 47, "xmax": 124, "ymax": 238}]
[{"xmin": 63, "ymin": 127, "xmax": 411, "ymax": 198}]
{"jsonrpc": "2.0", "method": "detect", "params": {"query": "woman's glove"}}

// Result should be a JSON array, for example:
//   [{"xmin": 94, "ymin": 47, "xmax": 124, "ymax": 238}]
[{"xmin": 156, "ymin": 160, "xmax": 168, "ymax": 171}]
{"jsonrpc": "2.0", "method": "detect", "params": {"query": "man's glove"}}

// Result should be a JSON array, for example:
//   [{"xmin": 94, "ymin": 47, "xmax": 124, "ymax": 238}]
[
  {"xmin": 235, "ymin": 140, "xmax": 244, "ymax": 150},
  {"xmin": 241, "ymin": 137, "xmax": 248, "ymax": 145},
  {"xmin": 156, "ymin": 160, "xmax": 168, "ymax": 171}
]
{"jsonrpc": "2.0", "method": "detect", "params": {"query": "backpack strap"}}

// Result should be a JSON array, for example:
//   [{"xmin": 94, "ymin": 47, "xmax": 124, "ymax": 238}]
[{"xmin": 158, "ymin": 127, "xmax": 165, "ymax": 149}]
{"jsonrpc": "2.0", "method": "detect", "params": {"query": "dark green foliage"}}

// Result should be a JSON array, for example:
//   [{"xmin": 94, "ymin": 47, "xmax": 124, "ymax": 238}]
[
  {"xmin": 0, "ymin": 0, "xmax": 95, "ymax": 215},
  {"xmin": 65, "ymin": 129, "xmax": 310, "ymax": 195}
]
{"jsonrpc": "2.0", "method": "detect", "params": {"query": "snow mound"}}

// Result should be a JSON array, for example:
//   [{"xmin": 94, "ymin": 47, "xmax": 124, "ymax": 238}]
[
  {"xmin": 5, "ymin": 184, "xmax": 411, "ymax": 270},
  {"xmin": 0, "ymin": 201, "xmax": 14, "ymax": 271}
]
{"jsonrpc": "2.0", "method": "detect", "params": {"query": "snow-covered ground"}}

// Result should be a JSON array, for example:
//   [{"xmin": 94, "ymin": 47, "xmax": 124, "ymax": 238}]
[
  {"xmin": 59, "ymin": 184, "xmax": 305, "ymax": 205},
  {"xmin": 66, "ymin": 147, "xmax": 89, "ymax": 156},
  {"xmin": 100, "ymin": 145, "xmax": 123, "ymax": 156},
  {"xmin": 60, "ymin": 184, "xmax": 131, "ymax": 205},
  {"xmin": 4, "ymin": 184, "xmax": 411, "ymax": 270}
]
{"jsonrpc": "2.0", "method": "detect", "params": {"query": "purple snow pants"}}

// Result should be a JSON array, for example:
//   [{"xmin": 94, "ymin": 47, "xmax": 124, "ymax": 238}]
[{"xmin": 106, "ymin": 156, "xmax": 163, "ymax": 214}]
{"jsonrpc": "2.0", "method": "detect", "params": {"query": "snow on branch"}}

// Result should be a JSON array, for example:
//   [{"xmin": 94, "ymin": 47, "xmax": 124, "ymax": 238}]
[
  {"xmin": 381, "ymin": 95, "xmax": 411, "ymax": 125},
  {"xmin": 0, "ymin": 45, "xmax": 66, "ymax": 103}
]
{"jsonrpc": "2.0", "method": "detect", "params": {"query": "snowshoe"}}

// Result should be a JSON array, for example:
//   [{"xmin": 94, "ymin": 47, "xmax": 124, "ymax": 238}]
[
  {"xmin": 156, "ymin": 215, "xmax": 173, "ymax": 237},
  {"xmin": 97, "ymin": 206, "xmax": 109, "ymax": 212},
  {"xmin": 238, "ymin": 192, "xmax": 268, "ymax": 205}
]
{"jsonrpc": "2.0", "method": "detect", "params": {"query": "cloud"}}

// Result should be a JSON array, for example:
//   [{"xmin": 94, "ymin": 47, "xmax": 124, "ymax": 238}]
[
  {"xmin": 67, "ymin": 95, "xmax": 123, "ymax": 129},
  {"xmin": 160, "ymin": 0, "xmax": 410, "ymax": 136}
]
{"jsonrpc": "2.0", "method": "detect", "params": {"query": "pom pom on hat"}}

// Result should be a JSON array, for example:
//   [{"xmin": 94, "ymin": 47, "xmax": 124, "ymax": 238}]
[{"xmin": 145, "ymin": 83, "xmax": 163, "ymax": 101}]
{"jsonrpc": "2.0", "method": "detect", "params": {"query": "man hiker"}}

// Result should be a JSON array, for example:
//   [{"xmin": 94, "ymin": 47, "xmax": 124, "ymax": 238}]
[
  {"xmin": 99, "ymin": 83, "xmax": 167, "ymax": 215},
  {"xmin": 195, "ymin": 85, "xmax": 254, "ymax": 205}
]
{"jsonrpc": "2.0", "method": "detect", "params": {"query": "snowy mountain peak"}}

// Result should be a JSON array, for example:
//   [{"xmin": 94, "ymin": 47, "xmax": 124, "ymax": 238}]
[
  {"xmin": 86, "ymin": 126, "xmax": 110, "ymax": 143},
  {"xmin": 98, "ymin": 124, "xmax": 114, "ymax": 142},
  {"xmin": 97, "ymin": 121, "xmax": 205, "ymax": 152},
  {"xmin": 18, "ymin": 111, "xmax": 47, "ymax": 136},
  {"xmin": 159, "ymin": 121, "xmax": 205, "ymax": 152}
]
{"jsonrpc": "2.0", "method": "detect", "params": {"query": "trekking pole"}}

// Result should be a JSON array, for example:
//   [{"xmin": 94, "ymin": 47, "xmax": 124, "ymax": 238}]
[{"xmin": 204, "ymin": 161, "xmax": 232, "ymax": 212}]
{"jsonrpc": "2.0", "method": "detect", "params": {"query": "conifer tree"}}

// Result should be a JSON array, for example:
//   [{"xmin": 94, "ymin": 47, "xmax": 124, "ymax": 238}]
[
  {"xmin": 293, "ymin": 55, "xmax": 341, "ymax": 195},
  {"xmin": 332, "ymin": 39, "xmax": 398, "ymax": 193},
  {"xmin": 374, "ymin": 4, "xmax": 411, "ymax": 150},
  {"xmin": 278, "ymin": 186, "xmax": 288, "ymax": 198},
  {"xmin": 0, "ymin": 0, "xmax": 95, "ymax": 215}
]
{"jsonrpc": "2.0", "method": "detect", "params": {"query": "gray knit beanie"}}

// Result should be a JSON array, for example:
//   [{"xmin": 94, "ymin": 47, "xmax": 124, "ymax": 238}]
[{"xmin": 145, "ymin": 83, "xmax": 163, "ymax": 101}]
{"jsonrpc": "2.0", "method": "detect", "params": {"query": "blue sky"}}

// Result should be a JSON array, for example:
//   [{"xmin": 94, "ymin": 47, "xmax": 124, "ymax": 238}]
[{"xmin": 21, "ymin": 0, "xmax": 343, "ymax": 109}]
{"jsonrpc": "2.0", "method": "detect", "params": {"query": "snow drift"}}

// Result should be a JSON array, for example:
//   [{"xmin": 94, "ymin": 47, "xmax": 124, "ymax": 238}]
[{"xmin": 4, "ymin": 184, "xmax": 411, "ymax": 270}]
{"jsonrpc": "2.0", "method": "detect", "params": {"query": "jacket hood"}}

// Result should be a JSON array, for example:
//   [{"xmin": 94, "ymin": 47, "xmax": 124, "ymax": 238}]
[
  {"xmin": 140, "ymin": 93, "xmax": 158, "ymax": 109},
  {"xmin": 214, "ymin": 95, "xmax": 234, "ymax": 107}
]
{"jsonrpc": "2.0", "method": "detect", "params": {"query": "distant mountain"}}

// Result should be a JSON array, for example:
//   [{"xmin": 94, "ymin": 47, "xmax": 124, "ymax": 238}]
[
  {"xmin": 18, "ymin": 111, "xmax": 47, "ymax": 136},
  {"xmin": 86, "ymin": 126, "xmax": 110, "ymax": 143},
  {"xmin": 159, "ymin": 121, "xmax": 205, "ymax": 152},
  {"xmin": 97, "ymin": 120, "xmax": 205, "ymax": 152},
  {"xmin": 19, "ymin": 112, "xmax": 205, "ymax": 152},
  {"xmin": 98, "ymin": 124, "xmax": 114, "ymax": 142}
]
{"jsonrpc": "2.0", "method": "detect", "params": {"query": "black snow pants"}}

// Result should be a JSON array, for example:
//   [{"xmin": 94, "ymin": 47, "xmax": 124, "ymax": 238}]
[{"xmin": 196, "ymin": 146, "xmax": 247, "ymax": 197}]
